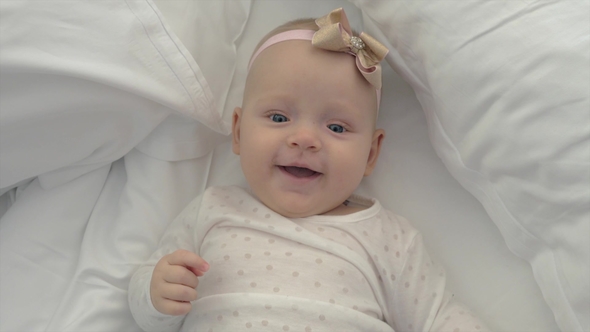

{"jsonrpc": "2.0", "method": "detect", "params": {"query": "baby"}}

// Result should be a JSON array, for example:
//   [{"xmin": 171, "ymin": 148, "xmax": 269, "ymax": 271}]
[{"xmin": 129, "ymin": 8, "xmax": 488, "ymax": 332}]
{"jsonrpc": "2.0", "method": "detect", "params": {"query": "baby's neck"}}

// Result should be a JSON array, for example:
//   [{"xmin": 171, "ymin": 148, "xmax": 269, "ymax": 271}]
[{"xmin": 321, "ymin": 201, "xmax": 368, "ymax": 216}]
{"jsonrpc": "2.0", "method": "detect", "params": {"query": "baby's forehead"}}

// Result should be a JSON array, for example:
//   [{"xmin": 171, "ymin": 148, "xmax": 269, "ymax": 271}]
[
  {"xmin": 244, "ymin": 83, "xmax": 378, "ymax": 130},
  {"xmin": 251, "ymin": 43, "xmax": 371, "ymax": 87},
  {"xmin": 245, "ymin": 47, "xmax": 378, "ymax": 121},
  {"xmin": 249, "ymin": 40, "xmax": 367, "ymax": 84}
]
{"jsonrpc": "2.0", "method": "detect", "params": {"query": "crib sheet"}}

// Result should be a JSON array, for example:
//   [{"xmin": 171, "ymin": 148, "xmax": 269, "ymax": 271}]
[{"xmin": 0, "ymin": 0, "xmax": 566, "ymax": 331}]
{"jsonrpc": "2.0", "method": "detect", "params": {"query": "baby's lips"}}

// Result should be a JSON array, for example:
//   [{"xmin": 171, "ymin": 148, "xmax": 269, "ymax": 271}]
[{"xmin": 282, "ymin": 165, "xmax": 321, "ymax": 178}]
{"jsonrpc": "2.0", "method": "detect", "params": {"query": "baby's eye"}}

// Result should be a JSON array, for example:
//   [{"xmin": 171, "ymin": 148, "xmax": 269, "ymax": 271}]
[
  {"xmin": 270, "ymin": 114, "xmax": 289, "ymax": 123},
  {"xmin": 328, "ymin": 124, "xmax": 346, "ymax": 133}
]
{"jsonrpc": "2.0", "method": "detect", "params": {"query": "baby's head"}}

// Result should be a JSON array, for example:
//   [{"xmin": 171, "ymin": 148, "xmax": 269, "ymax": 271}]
[{"xmin": 232, "ymin": 8, "xmax": 387, "ymax": 218}]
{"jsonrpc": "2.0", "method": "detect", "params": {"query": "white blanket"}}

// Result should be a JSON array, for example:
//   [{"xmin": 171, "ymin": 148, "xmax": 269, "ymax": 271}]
[{"xmin": 1, "ymin": 0, "xmax": 581, "ymax": 331}]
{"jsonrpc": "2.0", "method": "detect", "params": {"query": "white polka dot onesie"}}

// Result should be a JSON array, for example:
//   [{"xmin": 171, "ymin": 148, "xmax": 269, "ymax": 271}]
[{"xmin": 129, "ymin": 186, "xmax": 488, "ymax": 332}]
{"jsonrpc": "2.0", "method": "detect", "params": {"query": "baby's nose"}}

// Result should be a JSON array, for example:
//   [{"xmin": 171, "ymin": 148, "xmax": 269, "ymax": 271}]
[{"xmin": 287, "ymin": 127, "xmax": 322, "ymax": 151}]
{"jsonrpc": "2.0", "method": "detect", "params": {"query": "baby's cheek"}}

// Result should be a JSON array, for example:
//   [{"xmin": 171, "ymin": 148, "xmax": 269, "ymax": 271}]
[{"xmin": 337, "ymin": 154, "xmax": 366, "ymax": 181}]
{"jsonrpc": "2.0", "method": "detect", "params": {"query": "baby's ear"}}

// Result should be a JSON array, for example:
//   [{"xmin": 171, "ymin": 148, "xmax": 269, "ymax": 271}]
[
  {"xmin": 231, "ymin": 107, "xmax": 243, "ymax": 155},
  {"xmin": 364, "ymin": 129, "xmax": 385, "ymax": 176}
]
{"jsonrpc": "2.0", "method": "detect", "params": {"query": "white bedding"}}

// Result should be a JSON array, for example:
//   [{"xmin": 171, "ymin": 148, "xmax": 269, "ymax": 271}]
[{"xmin": 1, "ymin": 0, "xmax": 585, "ymax": 331}]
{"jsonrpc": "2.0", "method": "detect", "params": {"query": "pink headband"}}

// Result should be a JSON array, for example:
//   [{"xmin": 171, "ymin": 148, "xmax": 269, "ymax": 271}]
[
  {"xmin": 248, "ymin": 8, "xmax": 389, "ymax": 110},
  {"xmin": 249, "ymin": 29, "xmax": 315, "ymax": 71}
]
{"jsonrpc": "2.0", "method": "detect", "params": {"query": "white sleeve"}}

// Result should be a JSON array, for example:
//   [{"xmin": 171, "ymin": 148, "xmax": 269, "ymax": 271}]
[
  {"xmin": 389, "ymin": 233, "xmax": 490, "ymax": 332},
  {"xmin": 128, "ymin": 194, "xmax": 204, "ymax": 332}
]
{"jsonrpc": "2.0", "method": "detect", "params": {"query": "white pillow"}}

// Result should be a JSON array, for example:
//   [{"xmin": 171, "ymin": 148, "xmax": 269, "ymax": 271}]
[
  {"xmin": 350, "ymin": 1, "xmax": 590, "ymax": 331},
  {"xmin": 0, "ymin": 0, "xmax": 239, "ymax": 191}
]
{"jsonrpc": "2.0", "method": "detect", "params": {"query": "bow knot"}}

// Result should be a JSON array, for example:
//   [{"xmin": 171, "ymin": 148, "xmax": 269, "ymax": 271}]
[{"xmin": 312, "ymin": 8, "xmax": 389, "ymax": 90}]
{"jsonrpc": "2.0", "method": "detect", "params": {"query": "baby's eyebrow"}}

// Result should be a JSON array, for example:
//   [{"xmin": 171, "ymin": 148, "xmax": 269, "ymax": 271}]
[{"xmin": 324, "ymin": 101, "xmax": 369, "ymax": 118}]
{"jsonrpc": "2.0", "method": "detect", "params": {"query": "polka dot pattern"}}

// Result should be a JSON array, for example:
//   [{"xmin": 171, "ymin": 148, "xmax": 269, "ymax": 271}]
[{"xmin": 133, "ymin": 186, "xmax": 489, "ymax": 332}]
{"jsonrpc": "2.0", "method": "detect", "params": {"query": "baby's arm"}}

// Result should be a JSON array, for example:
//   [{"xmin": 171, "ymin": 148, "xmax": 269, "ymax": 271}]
[
  {"xmin": 128, "ymin": 195, "xmax": 206, "ymax": 332},
  {"xmin": 388, "ymin": 232, "xmax": 489, "ymax": 332}
]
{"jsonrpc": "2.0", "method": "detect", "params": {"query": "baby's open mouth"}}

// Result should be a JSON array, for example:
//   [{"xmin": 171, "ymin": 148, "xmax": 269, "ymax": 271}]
[{"xmin": 279, "ymin": 166, "xmax": 321, "ymax": 178}]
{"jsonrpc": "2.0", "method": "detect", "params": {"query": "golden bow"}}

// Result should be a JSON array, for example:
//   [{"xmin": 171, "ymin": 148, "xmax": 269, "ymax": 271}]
[{"xmin": 312, "ymin": 8, "xmax": 389, "ymax": 90}]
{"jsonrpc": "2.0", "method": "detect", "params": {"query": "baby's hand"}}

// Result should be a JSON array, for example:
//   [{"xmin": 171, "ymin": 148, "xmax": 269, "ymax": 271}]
[{"xmin": 150, "ymin": 249, "xmax": 209, "ymax": 316}]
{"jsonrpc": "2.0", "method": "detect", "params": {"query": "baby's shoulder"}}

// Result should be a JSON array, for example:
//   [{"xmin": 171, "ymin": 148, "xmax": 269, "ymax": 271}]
[
  {"xmin": 199, "ymin": 185, "xmax": 263, "ymax": 215},
  {"xmin": 381, "ymin": 209, "xmax": 417, "ymax": 232},
  {"xmin": 361, "ymin": 203, "xmax": 421, "ymax": 244}
]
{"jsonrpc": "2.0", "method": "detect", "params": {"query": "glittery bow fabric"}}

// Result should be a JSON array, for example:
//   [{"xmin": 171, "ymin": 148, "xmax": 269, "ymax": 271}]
[{"xmin": 312, "ymin": 8, "xmax": 389, "ymax": 90}]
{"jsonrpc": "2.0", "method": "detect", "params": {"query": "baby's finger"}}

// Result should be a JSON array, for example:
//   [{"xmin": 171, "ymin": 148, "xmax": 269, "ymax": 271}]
[
  {"xmin": 186, "ymin": 266, "xmax": 206, "ymax": 277},
  {"xmin": 167, "ymin": 249, "xmax": 209, "ymax": 273},
  {"xmin": 161, "ymin": 283, "xmax": 198, "ymax": 303},
  {"xmin": 163, "ymin": 265, "xmax": 200, "ymax": 288},
  {"xmin": 157, "ymin": 298, "xmax": 193, "ymax": 316}
]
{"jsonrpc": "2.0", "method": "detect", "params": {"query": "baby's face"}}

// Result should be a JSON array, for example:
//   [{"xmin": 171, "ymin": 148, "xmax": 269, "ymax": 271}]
[{"xmin": 232, "ymin": 40, "xmax": 383, "ymax": 218}]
